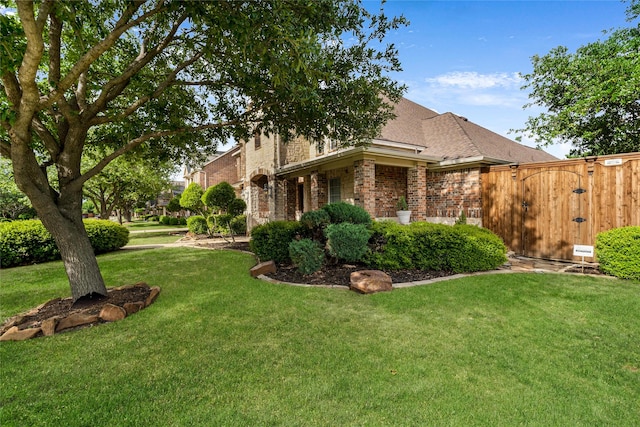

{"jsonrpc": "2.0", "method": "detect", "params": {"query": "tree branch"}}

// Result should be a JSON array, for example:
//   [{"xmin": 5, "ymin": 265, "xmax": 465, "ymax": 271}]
[
  {"xmin": 84, "ymin": 11, "xmax": 189, "ymax": 120},
  {"xmin": 90, "ymin": 50, "xmax": 205, "ymax": 126},
  {"xmin": 39, "ymin": 0, "xmax": 158, "ymax": 110},
  {"xmin": 74, "ymin": 118, "xmax": 245, "ymax": 191}
]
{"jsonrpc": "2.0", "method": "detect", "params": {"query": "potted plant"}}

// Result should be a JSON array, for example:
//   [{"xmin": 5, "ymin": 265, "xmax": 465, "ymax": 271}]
[{"xmin": 396, "ymin": 196, "xmax": 411, "ymax": 225}]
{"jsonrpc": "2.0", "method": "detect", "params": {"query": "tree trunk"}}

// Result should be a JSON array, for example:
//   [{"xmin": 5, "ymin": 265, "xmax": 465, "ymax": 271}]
[
  {"xmin": 43, "ymin": 214, "xmax": 108, "ymax": 301},
  {"xmin": 11, "ymin": 143, "xmax": 108, "ymax": 301}
]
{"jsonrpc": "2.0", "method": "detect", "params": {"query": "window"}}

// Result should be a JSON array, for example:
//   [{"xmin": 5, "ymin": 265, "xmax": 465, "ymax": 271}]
[
  {"xmin": 329, "ymin": 177, "xmax": 341, "ymax": 204},
  {"xmin": 254, "ymin": 132, "xmax": 261, "ymax": 149}
]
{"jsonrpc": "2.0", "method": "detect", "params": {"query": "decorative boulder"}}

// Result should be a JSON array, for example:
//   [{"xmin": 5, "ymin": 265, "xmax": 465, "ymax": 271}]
[
  {"xmin": 99, "ymin": 304, "xmax": 127, "ymax": 322},
  {"xmin": 350, "ymin": 270, "xmax": 393, "ymax": 294},
  {"xmin": 250, "ymin": 260, "xmax": 276, "ymax": 277}
]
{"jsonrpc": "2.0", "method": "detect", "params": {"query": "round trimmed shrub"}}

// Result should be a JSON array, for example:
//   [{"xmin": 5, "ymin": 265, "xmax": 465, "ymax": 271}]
[
  {"xmin": 289, "ymin": 238, "xmax": 325, "ymax": 275},
  {"xmin": 0, "ymin": 220, "xmax": 58, "ymax": 267},
  {"xmin": 250, "ymin": 221, "xmax": 304, "ymax": 263},
  {"xmin": 83, "ymin": 219, "xmax": 130, "ymax": 253},
  {"xmin": 321, "ymin": 202, "xmax": 371, "ymax": 225},
  {"xmin": 187, "ymin": 215, "xmax": 209, "ymax": 235},
  {"xmin": 230, "ymin": 215, "xmax": 247, "ymax": 235},
  {"xmin": 596, "ymin": 226, "xmax": 640, "ymax": 280},
  {"xmin": 324, "ymin": 222, "xmax": 371, "ymax": 262},
  {"xmin": 0, "ymin": 219, "xmax": 129, "ymax": 268}
]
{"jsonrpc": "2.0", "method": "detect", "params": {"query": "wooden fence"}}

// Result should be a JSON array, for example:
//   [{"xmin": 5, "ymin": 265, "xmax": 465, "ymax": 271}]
[{"xmin": 481, "ymin": 152, "xmax": 640, "ymax": 261}]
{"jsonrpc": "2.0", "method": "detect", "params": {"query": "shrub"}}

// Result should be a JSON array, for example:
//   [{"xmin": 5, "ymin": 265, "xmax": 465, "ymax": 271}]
[
  {"xmin": 250, "ymin": 221, "xmax": 304, "ymax": 263},
  {"xmin": 596, "ymin": 226, "xmax": 640, "ymax": 280},
  {"xmin": 228, "ymin": 198, "xmax": 247, "ymax": 217},
  {"xmin": 0, "ymin": 219, "xmax": 128, "ymax": 268},
  {"xmin": 177, "ymin": 217, "xmax": 187, "ymax": 225},
  {"xmin": 299, "ymin": 209, "xmax": 330, "ymax": 240},
  {"xmin": 289, "ymin": 238, "xmax": 325, "ymax": 275},
  {"xmin": 365, "ymin": 221, "xmax": 414, "ymax": 270},
  {"xmin": 187, "ymin": 215, "xmax": 209, "ymax": 235},
  {"xmin": 230, "ymin": 215, "xmax": 247, "ymax": 235},
  {"xmin": 366, "ymin": 221, "xmax": 507, "ymax": 273},
  {"xmin": 159, "ymin": 215, "xmax": 171, "ymax": 225},
  {"xmin": 83, "ymin": 220, "xmax": 130, "ymax": 254},
  {"xmin": 208, "ymin": 214, "xmax": 234, "ymax": 233},
  {"xmin": 0, "ymin": 220, "xmax": 58, "ymax": 267},
  {"xmin": 324, "ymin": 222, "xmax": 371, "ymax": 262},
  {"xmin": 168, "ymin": 217, "xmax": 179, "ymax": 225},
  {"xmin": 321, "ymin": 202, "xmax": 371, "ymax": 225}
]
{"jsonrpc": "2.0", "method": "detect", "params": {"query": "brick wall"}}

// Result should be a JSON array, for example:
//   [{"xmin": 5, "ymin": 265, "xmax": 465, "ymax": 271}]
[
  {"xmin": 374, "ymin": 165, "xmax": 407, "ymax": 218},
  {"xmin": 201, "ymin": 150, "xmax": 239, "ymax": 191},
  {"xmin": 354, "ymin": 159, "xmax": 376, "ymax": 216},
  {"xmin": 426, "ymin": 168, "xmax": 482, "ymax": 225},
  {"xmin": 408, "ymin": 165, "xmax": 427, "ymax": 221}
]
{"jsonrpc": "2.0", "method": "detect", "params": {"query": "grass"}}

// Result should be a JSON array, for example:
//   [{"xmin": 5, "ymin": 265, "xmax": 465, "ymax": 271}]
[
  {"xmin": 125, "ymin": 231, "xmax": 185, "ymax": 246},
  {"xmin": 1, "ymin": 248, "xmax": 639, "ymax": 426},
  {"xmin": 124, "ymin": 220, "xmax": 186, "ymax": 229}
]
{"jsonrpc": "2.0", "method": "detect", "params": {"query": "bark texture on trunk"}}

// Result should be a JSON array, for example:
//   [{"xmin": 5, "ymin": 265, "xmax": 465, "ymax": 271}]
[{"xmin": 44, "ymin": 214, "xmax": 108, "ymax": 301}]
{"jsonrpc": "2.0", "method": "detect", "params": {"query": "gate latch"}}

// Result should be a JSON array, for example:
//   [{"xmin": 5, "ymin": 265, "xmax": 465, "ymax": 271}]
[
  {"xmin": 521, "ymin": 201, "xmax": 529, "ymax": 211},
  {"xmin": 573, "ymin": 217, "xmax": 587, "ymax": 223},
  {"xmin": 573, "ymin": 188, "xmax": 586, "ymax": 194}
]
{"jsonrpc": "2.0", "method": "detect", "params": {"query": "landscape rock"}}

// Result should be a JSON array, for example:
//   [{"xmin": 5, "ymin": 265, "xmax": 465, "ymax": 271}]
[
  {"xmin": 350, "ymin": 270, "xmax": 393, "ymax": 294},
  {"xmin": 123, "ymin": 301, "xmax": 145, "ymax": 315},
  {"xmin": 41, "ymin": 318, "xmax": 58, "ymax": 336},
  {"xmin": 56, "ymin": 313, "xmax": 100, "ymax": 332},
  {"xmin": 145, "ymin": 286, "xmax": 161, "ymax": 307},
  {"xmin": 250, "ymin": 260, "xmax": 276, "ymax": 277},
  {"xmin": 99, "ymin": 304, "xmax": 127, "ymax": 322},
  {"xmin": 0, "ymin": 326, "xmax": 42, "ymax": 341}
]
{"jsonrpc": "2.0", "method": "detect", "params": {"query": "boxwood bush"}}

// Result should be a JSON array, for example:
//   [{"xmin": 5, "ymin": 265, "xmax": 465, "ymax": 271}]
[
  {"xmin": 229, "ymin": 215, "xmax": 247, "ymax": 235},
  {"xmin": 366, "ymin": 221, "xmax": 507, "ymax": 273},
  {"xmin": 83, "ymin": 220, "xmax": 130, "ymax": 253},
  {"xmin": 0, "ymin": 219, "xmax": 129, "ymax": 268},
  {"xmin": 187, "ymin": 215, "xmax": 209, "ymax": 235},
  {"xmin": 596, "ymin": 226, "xmax": 640, "ymax": 280},
  {"xmin": 289, "ymin": 238, "xmax": 325, "ymax": 275},
  {"xmin": 250, "ymin": 220, "xmax": 304, "ymax": 263},
  {"xmin": 321, "ymin": 202, "xmax": 371, "ymax": 225},
  {"xmin": 325, "ymin": 222, "xmax": 371, "ymax": 262}
]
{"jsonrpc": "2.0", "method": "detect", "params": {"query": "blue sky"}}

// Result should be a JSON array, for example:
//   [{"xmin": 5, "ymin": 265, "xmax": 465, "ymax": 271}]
[{"xmin": 368, "ymin": 0, "xmax": 632, "ymax": 158}]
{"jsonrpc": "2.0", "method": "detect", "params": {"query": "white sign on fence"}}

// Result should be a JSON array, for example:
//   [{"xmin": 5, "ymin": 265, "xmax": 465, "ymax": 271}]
[
  {"xmin": 604, "ymin": 158, "xmax": 623, "ymax": 166},
  {"xmin": 573, "ymin": 244, "xmax": 594, "ymax": 257}
]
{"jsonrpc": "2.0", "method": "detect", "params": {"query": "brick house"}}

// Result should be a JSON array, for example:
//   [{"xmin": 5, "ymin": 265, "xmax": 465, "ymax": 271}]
[{"xmin": 187, "ymin": 98, "xmax": 555, "ymax": 230}]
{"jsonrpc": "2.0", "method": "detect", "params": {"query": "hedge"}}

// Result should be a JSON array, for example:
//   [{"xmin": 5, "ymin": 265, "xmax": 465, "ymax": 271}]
[
  {"xmin": 0, "ymin": 219, "xmax": 129, "ymax": 268},
  {"xmin": 250, "ymin": 221, "xmax": 304, "ymax": 263},
  {"xmin": 596, "ymin": 226, "xmax": 640, "ymax": 280},
  {"xmin": 366, "ymin": 221, "xmax": 507, "ymax": 273}
]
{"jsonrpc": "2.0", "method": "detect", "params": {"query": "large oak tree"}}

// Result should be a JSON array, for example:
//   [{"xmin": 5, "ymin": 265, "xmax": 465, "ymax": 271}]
[
  {"xmin": 1, "ymin": 0, "xmax": 405, "ymax": 300},
  {"xmin": 519, "ymin": 0, "xmax": 640, "ymax": 156}
]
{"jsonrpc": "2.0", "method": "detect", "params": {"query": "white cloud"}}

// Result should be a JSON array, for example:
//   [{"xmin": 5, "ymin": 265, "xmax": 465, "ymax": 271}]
[{"xmin": 425, "ymin": 71, "xmax": 522, "ymax": 90}]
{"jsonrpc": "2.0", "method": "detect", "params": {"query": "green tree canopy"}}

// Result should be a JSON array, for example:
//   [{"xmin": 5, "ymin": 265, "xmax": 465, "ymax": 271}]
[
  {"xmin": 0, "ymin": 0, "xmax": 405, "ymax": 300},
  {"xmin": 180, "ymin": 183, "xmax": 205, "ymax": 215},
  {"xmin": 519, "ymin": 0, "xmax": 640, "ymax": 156}
]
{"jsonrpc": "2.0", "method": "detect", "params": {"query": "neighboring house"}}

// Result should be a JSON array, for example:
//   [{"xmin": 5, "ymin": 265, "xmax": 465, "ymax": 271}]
[{"xmin": 188, "ymin": 97, "xmax": 556, "ymax": 230}]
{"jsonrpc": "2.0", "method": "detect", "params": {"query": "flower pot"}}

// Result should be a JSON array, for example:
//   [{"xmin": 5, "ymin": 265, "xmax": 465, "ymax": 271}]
[{"xmin": 396, "ymin": 210, "xmax": 411, "ymax": 225}]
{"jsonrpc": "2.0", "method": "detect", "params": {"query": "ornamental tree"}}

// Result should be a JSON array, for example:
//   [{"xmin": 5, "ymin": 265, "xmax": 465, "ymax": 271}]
[{"xmin": 0, "ymin": 0, "xmax": 405, "ymax": 300}]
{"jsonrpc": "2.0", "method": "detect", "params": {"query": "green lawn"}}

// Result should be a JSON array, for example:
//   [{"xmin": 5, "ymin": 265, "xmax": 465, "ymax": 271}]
[
  {"xmin": 124, "ymin": 220, "xmax": 185, "ymax": 229},
  {"xmin": 126, "ymin": 231, "xmax": 185, "ymax": 246},
  {"xmin": 1, "ymin": 248, "xmax": 639, "ymax": 426}
]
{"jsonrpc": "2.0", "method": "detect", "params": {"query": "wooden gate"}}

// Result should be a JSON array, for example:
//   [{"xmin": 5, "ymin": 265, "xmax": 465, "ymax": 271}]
[
  {"xmin": 521, "ymin": 170, "xmax": 589, "ymax": 259},
  {"xmin": 481, "ymin": 152, "xmax": 640, "ymax": 261}
]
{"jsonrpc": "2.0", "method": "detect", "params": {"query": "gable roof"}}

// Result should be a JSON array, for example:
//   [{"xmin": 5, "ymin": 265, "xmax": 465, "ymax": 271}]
[{"xmin": 379, "ymin": 98, "xmax": 556, "ymax": 164}]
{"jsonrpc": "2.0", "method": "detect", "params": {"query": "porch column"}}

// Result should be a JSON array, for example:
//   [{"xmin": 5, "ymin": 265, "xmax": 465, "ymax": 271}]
[
  {"xmin": 310, "ymin": 171, "xmax": 328, "ymax": 210},
  {"xmin": 354, "ymin": 159, "xmax": 376, "ymax": 217},
  {"xmin": 408, "ymin": 164, "xmax": 427, "ymax": 221},
  {"xmin": 273, "ymin": 177, "xmax": 288, "ymax": 221},
  {"xmin": 267, "ymin": 176, "xmax": 277, "ymax": 221},
  {"xmin": 283, "ymin": 178, "xmax": 297, "ymax": 221}
]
